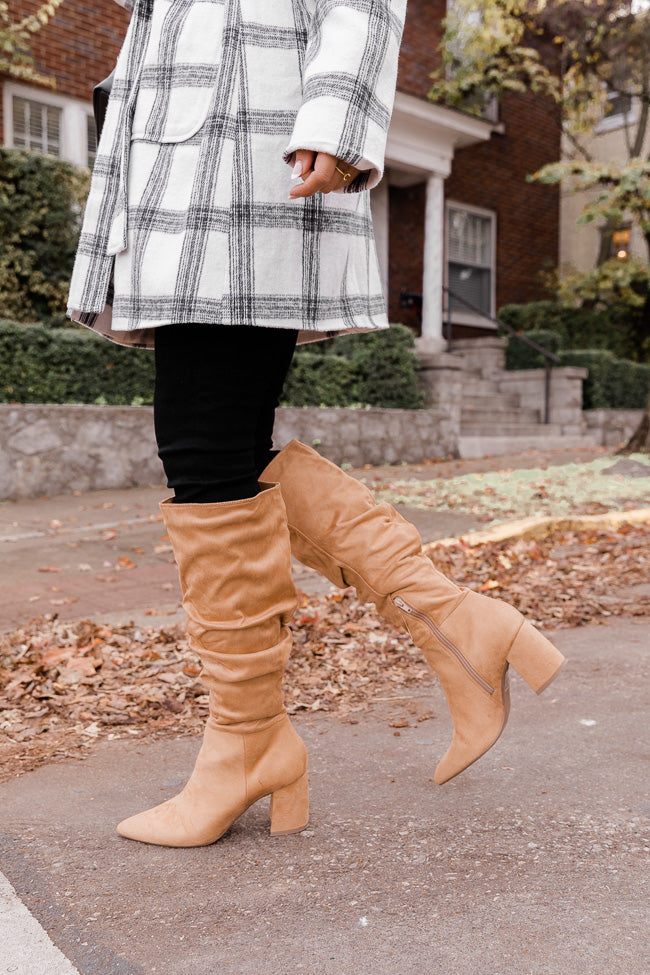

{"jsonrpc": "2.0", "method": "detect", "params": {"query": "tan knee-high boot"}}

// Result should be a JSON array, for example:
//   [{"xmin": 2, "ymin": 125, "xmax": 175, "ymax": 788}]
[
  {"xmin": 116, "ymin": 483, "xmax": 309, "ymax": 847},
  {"xmin": 261, "ymin": 441, "xmax": 565, "ymax": 785}
]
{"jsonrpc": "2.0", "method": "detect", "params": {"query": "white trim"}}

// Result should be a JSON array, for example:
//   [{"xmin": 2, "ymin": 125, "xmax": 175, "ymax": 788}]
[
  {"xmin": 444, "ymin": 199, "xmax": 497, "ymax": 328},
  {"xmin": 386, "ymin": 90, "xmax": 497, "ymax": 180},
  {"xmin": 2, "ymin": 81, "xmax": 94, "ymax": 167}
]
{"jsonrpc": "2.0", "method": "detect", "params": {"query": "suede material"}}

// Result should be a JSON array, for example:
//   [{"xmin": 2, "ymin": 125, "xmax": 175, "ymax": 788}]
[
  {"xmin": 116, "ymin": 483, "xmax": 308, "ymax": 846},
  {"xmin": 117, "ymin": 718, "xmax": 307, "ymax": 847},
  {"xmin": 269, "ymin": 771, "xmax": 310, "ymax": 836},
  {"xmin": 261, "ymin": 441, "xmax": 565, "ymax": 785}
]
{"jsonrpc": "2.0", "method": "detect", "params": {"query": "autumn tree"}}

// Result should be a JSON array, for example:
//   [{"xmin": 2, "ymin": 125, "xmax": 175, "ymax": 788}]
[{"xmin": 0, "ymin": 0, "xmax": 65, "ymax": 87}]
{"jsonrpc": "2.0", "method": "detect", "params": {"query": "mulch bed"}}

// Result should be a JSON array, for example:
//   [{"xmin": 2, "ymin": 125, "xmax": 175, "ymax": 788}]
[{"xmin": 1, "ymin": 522, "xmax": 648, "ymax": 781}]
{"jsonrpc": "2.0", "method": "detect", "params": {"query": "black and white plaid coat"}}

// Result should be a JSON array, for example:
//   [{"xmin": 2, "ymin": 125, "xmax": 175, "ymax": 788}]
[{"xmin": 67, "ymin": 0, "xmax": 407, "ymax": 348}]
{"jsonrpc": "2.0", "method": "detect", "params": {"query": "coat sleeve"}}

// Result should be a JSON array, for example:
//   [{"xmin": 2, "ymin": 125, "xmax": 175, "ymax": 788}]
[{"xmin": 282, "ymin": 0, "xmax": 408, "ymax": 194}]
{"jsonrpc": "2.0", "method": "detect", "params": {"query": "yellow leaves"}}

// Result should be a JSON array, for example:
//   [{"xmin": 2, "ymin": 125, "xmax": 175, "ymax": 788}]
[{"xmin": 0, "ymin": 0, "xmax": 63, "ymax": 88}]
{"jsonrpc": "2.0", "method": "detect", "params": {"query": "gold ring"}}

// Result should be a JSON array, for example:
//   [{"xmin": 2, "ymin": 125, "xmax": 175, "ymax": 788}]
[{"xmin": 335, "ymin": 164, "xmax": 353, "ymax": 183}]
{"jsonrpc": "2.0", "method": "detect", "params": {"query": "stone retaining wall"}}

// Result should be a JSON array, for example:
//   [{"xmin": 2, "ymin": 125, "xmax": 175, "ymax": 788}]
[
  {"xmin": 0, "ymin": 404, "xmax": 454, "ymax": 500},
  {"xmin": 584, "ymin": 409, "xmax": 645, "ymax": 447},
  {"xmin": 2, "ymin": 402, "xmax": 643, "ymax": 501},
  {"xmin": 0, "ymin": 404, "xmax": 164, "ymax": 501}
]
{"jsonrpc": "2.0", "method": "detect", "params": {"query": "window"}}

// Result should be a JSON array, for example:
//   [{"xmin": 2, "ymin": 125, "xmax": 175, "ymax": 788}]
[
  {"xmin": 600, "ymin": 225, "xmax": 631, "ymax": 261},
  {"xmin": 595, "ymin": 90, "xmax": 637, "ymax": 133},
  {"xmin": 446, "ymin": 204, "xmax": 496, "ymax": 320},
  {"xmin": 12, "ymin": 96, "xmax": 62, "ymax": 156},
  {"xmin": 3, "ymin": 83, "xmax": 97, "ymax": 167}
]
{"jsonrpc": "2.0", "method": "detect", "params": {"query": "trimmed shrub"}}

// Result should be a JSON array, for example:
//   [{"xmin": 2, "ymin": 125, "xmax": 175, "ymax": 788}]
[
  {"xmin": 558, "ymin": 349, "xmax": 650, "ymax": 410},
  {"xmin": 0, "ymin": 149, "xmax": 90, "ymax": 326},
  {"xmin": 498, "ymin": 300, "xmax": 644, "ymax": 362},
  {"xmin": 1, "ymin": 320, "xmax": 424, "ymax": 409},
  {"xmin": 0, "ymin": 320, "xmax": 155, "ymax": 405},
  {"xmin": 504, "ymin": 322, "xmax": 650, "ymax": 409},
  {"xmin": 281, "ymin": 323, "xmax": 423, "ymax": 408},
  {"xmin": 281, "ymin": 353, "xmax": 357, "ymax": 407},
  {"xmin": 505, "ymin": 329, "xmax": 563, "ymax": 371},
  {"xmin": 330, "ymin": 323, "xmax": 424, "ymax": 409}
]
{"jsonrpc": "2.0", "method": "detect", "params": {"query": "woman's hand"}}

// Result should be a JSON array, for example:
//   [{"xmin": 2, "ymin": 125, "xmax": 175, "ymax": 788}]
[{"xmin": 288, "ymin": 149, "xmax": 361, "ymax": 199}]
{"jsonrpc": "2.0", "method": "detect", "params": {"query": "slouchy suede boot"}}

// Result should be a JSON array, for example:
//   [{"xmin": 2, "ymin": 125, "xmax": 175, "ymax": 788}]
[
  {"xmin": 261, "ymin": 441, "xmax": 565, "ymax": 785},
  {"xmin": 116, "ymin": 483, "xmax": 309, "ymax": 847}
]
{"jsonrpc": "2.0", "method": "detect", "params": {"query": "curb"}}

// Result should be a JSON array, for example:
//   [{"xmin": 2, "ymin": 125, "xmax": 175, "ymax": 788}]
[{"xmin": 424, "ymin": 507, "xmax": 650, "ymax": 550}]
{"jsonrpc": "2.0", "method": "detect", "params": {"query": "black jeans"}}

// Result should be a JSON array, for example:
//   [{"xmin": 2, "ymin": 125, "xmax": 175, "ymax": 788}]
[{"xmin": 153, "ymin": 323, "xmax": 299, "ymax": 503}]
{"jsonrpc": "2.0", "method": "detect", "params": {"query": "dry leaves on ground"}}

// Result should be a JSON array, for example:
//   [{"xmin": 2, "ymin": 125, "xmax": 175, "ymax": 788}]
[{"xmin": 1, "ymin": 522, "xmax": 648, "ymax": 781}]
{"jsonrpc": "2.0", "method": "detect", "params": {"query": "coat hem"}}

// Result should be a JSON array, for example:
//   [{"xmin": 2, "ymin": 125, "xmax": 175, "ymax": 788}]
[{"xmin": 66, "ymin": 306, "xmax": 390, "ymax": 351}]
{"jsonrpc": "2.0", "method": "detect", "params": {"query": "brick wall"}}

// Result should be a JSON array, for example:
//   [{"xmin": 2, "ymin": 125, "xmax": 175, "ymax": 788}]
[
  {"xmin": 396, "ymin": 0, "xmax": 445, "ymax": 99},
  {"xmin": 445, "ymin": 91, "xmax": 561, "ymax": 314},
  {"xmin": 388, "ymin": 182, "xmax": 426, "ymax": 330}
]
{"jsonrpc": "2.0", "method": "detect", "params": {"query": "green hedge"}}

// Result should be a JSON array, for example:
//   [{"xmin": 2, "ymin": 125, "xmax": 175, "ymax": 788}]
[
  {"xmin": 282, "ymin": 323, "xmax": 424, "ymax": 408},
  {"xmin": 281, "ymin": 354, "xmax": 357, "ymax": 407},
  {"xmin": 504, "ymin": 327, "xmax": 650, "ymax": 409},
  {"xmin": 1, "ymin": 320, "xmax": 424, "ymax": 409},
  {"xmin": 504, "ymin": 329, "xmax": 563, "ymax": 371},
  {"xmin": 558, "ymin": 350, "xmax": 650, "ymax": 410},
  {"xmin": 498, "ymin": 300, "xmax": 644, "ymax": 363},
  {"xmin": 0, "ymin": 320, "xmax": 156, "ymax": 405},
  {"xmin": 0, "ymin": 149, "xmax": 89, "ymax": 327}
]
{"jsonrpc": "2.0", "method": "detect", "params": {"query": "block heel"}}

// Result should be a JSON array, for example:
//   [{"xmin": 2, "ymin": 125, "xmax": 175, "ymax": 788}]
[
  {"xmin": 507, "ymin": 621, "xmax": 566, "ymax": 694},
  {"xmin": 269, "ymin": 771, "xmax": 309, "ymax": 836}
]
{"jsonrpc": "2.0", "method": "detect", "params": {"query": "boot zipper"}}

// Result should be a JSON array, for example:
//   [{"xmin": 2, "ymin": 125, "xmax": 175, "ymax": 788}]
[{"xmin": 392, "ymin": 595, "xmax": 494, "ymax": 695}]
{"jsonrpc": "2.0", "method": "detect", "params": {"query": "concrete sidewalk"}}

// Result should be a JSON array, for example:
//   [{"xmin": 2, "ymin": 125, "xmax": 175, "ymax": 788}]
[{"xmin": 1, "ymin": 619, "xmax": 648, "ymax": 974}]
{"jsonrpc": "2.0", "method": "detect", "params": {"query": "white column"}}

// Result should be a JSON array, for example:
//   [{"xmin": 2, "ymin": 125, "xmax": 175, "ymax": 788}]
[
  {"xmin": 370, "ymin": 175, "xmax": 389, "ymax": 300},
  {"xmin": 419, "ymin": 172, "xmax": 446, "ymax": 353}
]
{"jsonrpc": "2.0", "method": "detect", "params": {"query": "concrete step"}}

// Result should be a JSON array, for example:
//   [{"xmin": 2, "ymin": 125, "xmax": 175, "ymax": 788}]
[
  {"xmin": 457, "ymin": 377, "xmax": 504, "ymax": 397},
  {"xmin": 462, "ymin": 392, "xmax": 520, "ymax": 409},
  {"xmin": 460, "ymin": 422, "xmax": 565, "ymax": 437},
  {"xmin": 461, "ymin": 406, "xmax": 541, "ymax": 425},
  {"xmin": 457, "ymin": 432, "xmax": 600, "ymax": 459}
]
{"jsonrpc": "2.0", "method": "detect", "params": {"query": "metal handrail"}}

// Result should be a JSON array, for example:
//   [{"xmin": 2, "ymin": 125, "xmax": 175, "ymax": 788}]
[{"xmin": 442, "ymin": 286, "xmax": 560, "ymax": 425}]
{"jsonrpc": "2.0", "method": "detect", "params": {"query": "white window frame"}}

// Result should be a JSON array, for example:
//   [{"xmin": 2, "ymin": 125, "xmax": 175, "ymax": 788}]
[
  {"xmin": 595, "ymin": 90, "xmax": 639, "ymax": 134},
  {"xmin": 444, "ymin": 200, "xmax": 497, "ymax": 329},
  {"xmin": 3, "ymin": 81, "xmax": 95, "ymax": 167}
]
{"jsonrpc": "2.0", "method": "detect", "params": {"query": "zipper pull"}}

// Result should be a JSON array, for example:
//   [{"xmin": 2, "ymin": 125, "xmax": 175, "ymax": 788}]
[{"xmin": 393, "ymin": 596, "xmax": 412, "ymax": 613}]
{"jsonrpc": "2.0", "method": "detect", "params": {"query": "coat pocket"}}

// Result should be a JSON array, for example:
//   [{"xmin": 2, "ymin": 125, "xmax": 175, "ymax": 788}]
[{"xmin": 131, "ymin": 0, "xmax": 225, "ymax": 143}]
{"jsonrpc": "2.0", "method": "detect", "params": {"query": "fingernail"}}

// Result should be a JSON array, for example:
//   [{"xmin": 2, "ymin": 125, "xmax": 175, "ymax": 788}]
[{"xmin": 291, "ymin": 161, "xmax": 303, "ymax": 180}]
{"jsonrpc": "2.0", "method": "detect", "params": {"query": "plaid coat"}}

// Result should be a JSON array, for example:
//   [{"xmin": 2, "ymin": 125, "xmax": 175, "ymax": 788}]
[{"xmin": 67, "ymin": 0, "xmax": 407, "ymax": 348}]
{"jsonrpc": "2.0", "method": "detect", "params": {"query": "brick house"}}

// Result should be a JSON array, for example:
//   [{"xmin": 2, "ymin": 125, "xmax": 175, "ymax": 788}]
[{"xmin": 1, "ymin": 0, "xmax": 560, "ymax": 350}]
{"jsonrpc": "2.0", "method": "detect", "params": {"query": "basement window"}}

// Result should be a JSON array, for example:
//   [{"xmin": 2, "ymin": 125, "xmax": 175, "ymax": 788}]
[{"xmin": 446, "ymin": 203, "xmax": 496, "ymax": 323}]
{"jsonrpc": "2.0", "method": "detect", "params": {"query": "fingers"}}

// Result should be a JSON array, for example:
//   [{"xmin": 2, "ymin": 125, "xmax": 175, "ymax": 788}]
[
  {"xmin": 289, "ymin": 151, "xmax": 359, "ymax": 199},
  {"xmin": 290, "ymin": 148, "xmax": 316, "ymax": 180}
]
